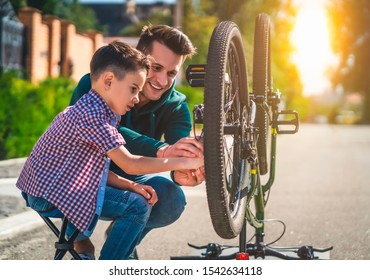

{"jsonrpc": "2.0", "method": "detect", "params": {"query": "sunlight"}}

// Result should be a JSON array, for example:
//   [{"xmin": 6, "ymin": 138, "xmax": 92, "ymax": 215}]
[{"xmin": 291, "ymin": 0, "xmax": 338, "ymax": 96}]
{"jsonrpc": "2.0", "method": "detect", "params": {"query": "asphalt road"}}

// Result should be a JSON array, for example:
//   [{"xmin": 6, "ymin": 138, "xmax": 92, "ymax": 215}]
[{"xmin": 1, "ymin": 124, "xmax": 370, "ymax": 260}]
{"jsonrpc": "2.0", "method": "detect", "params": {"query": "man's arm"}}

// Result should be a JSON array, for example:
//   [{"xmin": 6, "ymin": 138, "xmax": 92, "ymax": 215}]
[
  {"xmin": 118, "ymin": 126, "xmax": 166, "ymax": 157},
  {"xmin": 159, "ymin": 98, "xmax": 205, "ymax": 186},
  {"xmin": 162, "ymin": 101, "xmax": 193, "ymax": 144}
]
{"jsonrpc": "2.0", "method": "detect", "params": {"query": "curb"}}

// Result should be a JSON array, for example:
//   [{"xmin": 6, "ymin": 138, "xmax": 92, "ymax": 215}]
[
  {"xmin": 0, "ymin": 157, "xmax": 27, "ymax": 178},
  {"xmin": 0, "ymin": 176, "xmax": 45, "ymax": 241},
  {"xmin": 0, "ymin": 210, "xmax": 44, "ymax": 241}
]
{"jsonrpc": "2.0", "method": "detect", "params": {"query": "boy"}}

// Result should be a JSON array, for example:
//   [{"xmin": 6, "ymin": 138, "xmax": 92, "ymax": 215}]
[
  {"xmin": 71, "ymin": 25, "xmax": 205, "ymax": 259},
  {"xmin": 16, "ymin": 41, "xmax": 203, "ymax": 260}
]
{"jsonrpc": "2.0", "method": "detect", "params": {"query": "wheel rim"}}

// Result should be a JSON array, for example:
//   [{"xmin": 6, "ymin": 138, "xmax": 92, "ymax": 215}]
[{"xmin": 222, "ymin": 39, "xmax": 248, "ymax": 219}]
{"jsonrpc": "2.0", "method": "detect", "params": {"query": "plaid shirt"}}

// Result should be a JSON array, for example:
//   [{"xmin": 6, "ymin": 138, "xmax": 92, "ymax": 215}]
[{"xmin": 16, "ymin": 90, "xmax": 125, "ymax": 234}]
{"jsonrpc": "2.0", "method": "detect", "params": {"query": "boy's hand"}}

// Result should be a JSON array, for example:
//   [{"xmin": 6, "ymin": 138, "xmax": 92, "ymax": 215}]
[
  {"xmin": 174, "ymin": 166, "xmax": 205, "ymax": 186},
  {"xmin": 133, "ymin": 184, "xmax": 158, "ymax": 206},
  {"xmin": 157, "ymin": 137, "xmax": 204, "ymax": 158}
]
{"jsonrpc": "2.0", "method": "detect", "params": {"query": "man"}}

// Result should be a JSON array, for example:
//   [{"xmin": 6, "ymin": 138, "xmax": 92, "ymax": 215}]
[{"xmin": 70, "ymin": 24, "xmax": 205, "ymax": 259}]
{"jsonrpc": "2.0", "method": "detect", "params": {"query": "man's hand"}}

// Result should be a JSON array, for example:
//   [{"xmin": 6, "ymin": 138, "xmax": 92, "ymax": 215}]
[
  {"xmin": 173, "ymin": 167, "xmax": 205, "ymax": 186},
  {"xmin": 157, "ymin": 136, "xmax": 203, "ymax": 158}
]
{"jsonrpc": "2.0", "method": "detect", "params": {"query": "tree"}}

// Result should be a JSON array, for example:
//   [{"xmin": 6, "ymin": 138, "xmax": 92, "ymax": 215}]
[
  {"xmin": 182, "ymin": 0, "xmax": 303, "ymax": 109},
  {"xmin": 327, "ymin": 0, "xmax": 370, "ymax": 123},
  {"xmin": 182, "ymin": 0, "xmax": 218, "ymax": 66},
  {"xmin": 10, "ymin": 0, "xmax": 100, "ymax": 32}
]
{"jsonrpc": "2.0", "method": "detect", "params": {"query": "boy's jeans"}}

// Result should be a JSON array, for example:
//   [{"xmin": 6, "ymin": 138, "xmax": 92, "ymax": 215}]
[
  {"xmin": 25, "ymin": 186, "xmax": 152, "ymax": 260},
  {"xmin": 120, "ymin": 174, "xmax": 187, "ymax": 243}
]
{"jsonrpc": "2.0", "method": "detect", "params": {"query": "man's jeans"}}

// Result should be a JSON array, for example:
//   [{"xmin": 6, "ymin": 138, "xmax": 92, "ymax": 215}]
[
  {"xmin": 121, "ymin": 174, "xmax": 187, "ymax": 244},
  {"xmin": 25, "ymin": 186, "xmax": 152, "ymax": 260}
]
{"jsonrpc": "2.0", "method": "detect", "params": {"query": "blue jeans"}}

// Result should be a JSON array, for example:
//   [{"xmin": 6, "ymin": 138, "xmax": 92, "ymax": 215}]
[
  {"xmin": 99, "ymin": 186, "xmax": 151, "ymax": 260},
  {"xmin": 25, "ymin": 186, "xmax": 152, "ymax": 260},
  {"xmin": 25, "ymin": 174, "xmax": 186, "ymax": 259},
  {"xmin": 127, "ymin": 174, "xmax": 187, "ymax": 243}
]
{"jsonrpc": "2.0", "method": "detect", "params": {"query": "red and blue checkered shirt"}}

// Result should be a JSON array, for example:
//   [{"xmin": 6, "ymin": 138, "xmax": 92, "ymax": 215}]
[{"xmin": 16, "ymin": 90, "xmax": 125, "ymax": 235}]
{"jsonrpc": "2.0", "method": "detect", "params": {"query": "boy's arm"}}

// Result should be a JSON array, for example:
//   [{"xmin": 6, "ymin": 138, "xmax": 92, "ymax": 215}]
[
  {"xmin": 107, "ymin": 171, "xmax": 157, "ymax": 206},
  {"xmin": 107, "ymin": 145, "xmax": 203, "ymax": 175}
]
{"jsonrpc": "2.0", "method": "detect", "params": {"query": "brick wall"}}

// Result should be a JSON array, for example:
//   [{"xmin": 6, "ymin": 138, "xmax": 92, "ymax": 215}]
[{"xmin": 17, "ymin": 7, "xmax": 104, "ymax": 83}]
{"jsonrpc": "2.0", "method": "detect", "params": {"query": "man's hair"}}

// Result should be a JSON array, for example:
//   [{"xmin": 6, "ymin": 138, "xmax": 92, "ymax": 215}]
[
  {"xmin": 136, "ymin": 24, "xmax": 196, "ymax": 59},
  {"xmin": 90, "ymin": 41, "xmax": 151, "ymax": 81}
]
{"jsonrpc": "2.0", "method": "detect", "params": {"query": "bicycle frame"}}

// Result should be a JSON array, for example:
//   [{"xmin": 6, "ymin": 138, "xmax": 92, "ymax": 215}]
[{"xmin": 242, "ymin": 89, "xmax": 299, "ymax": 258}]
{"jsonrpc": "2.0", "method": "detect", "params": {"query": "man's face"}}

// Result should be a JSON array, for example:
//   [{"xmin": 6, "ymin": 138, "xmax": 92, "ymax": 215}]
[{"xmin": 138, "ymin": 41, "xmax": 184, "ymax": 107}]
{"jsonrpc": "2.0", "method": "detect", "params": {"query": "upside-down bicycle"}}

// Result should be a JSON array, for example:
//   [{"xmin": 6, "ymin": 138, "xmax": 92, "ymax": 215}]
[{"xmin": 171, "ymin": 14, "xmax": 332, "ymax": 260}]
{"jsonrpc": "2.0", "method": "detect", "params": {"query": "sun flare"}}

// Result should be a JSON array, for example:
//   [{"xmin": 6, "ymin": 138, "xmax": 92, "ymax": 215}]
[{"xmin": 291, "ymin": 0, "xmax": 337, "ymax": 96}]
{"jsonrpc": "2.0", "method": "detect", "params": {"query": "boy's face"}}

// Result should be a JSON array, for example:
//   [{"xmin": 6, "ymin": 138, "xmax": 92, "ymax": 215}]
[
  {"xmin": 138, "ymin": 41, "xmax": 184, "ymax": 107},
  {"xmin": 109, "ymin": 70, "xmax": 147, "ymax": 115}
]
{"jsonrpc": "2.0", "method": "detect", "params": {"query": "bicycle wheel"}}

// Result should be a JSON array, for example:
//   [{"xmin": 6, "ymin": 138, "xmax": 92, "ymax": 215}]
[
  {"xmin": 203, "ymin": 21, "xmax": 250, "ymax": 239},
  {"xmin": 253, "ymin": 13, "xmax": 272, "ymax": 176}
]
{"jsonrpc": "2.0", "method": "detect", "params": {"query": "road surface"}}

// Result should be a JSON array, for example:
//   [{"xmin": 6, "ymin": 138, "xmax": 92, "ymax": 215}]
[{"xmin": 1, "ymin": 124, "xmax": 369, "ymax": 260}]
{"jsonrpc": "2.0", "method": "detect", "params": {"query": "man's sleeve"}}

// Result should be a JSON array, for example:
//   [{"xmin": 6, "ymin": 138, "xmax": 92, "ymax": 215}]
[
  {"xmin": 70, "ymin": 73, "xmax": 92, "ymax": 105},
  {"xmin": 163, "ymin": 101, "xmax": 192, "ymax": 144},
  {"xmin": 118, "ymin": 126, "xmax": 166, "ymax": 157}
]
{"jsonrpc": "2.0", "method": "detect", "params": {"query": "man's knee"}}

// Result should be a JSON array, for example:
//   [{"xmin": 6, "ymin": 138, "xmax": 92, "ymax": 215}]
[
  {"xmin": 126, "ymin": 192, "xmax": 152, "ymax": 221},
  {"xmin": 147, "ymin": 177, "xmax": 187, "ymax": 225},
  {"xmin": 103, "ymin": 188, "xmax": 151, "ymax": 222}
]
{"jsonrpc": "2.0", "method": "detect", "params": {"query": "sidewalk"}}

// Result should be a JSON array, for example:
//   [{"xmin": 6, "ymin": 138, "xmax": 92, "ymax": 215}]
[
  {"xmin": 0, "ymin": 158, "xmax": 44, "ymax": 241},
  {"xmin": 0, "ymin": 157, "xmax": 26, "ymax": 178}
]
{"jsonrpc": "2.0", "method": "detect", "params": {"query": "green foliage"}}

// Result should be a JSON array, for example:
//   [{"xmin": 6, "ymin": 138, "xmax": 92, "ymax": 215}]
[
  {"xmin": 0, "ymin": 73, "xmax": 75, "ymax": 159},
  {"xmin": 119, "ymin": 8, "xmax": 173, "ymax": 36},
  {"xmin": 119, "ymin": 23, "xmax": 145, "ymax": 37},
  {"xmin": 64, "ymin": 1, "xmax": 101, "ymax": 32},
  {"xmin": 327, "ymin": 0, "xmax": 370, "ymax": 123},
  {"xmin": 182, "ymin": 0, "xmax": 218, "ymax": 70},
  {"xmin": 175, "ymin": 84, "xmax": 204, "ymax": 113},
  {"xmin": 10, "ymin": 0, "xmax": 101, "ymax": 32},
  {"xmin": 182, "ymin": 0, "xmax": 304, "ymax": 119},
  {"xmin": 175, "ymin": 84, "xmax": 204, "ymax": 134}
]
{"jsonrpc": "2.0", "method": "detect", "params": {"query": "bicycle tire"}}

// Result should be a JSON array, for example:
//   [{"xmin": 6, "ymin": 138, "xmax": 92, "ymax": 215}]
[
  {"xmin": 253, "ymin": 13, "xmax": 272, "ymax": 175},
  {"xmin": 203, "ymin": 21, "xmax": 250, "ymax": 239}
]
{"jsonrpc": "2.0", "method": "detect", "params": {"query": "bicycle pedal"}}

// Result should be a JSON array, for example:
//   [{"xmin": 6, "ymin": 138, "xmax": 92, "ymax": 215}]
[
  {"xmin": 201, "ymin": 243, "xmax": 223, "ymax": 258},
  {"xmin": 276, "ymin": 110, "xmax": 299, "ymax": 134},
  {"xmin": 186, "ymin": 64, "xmax": 206, "ymax": 87},
  {"xmin": 297, "ymin": 246, "xmax": 315, "ymax": 260}
]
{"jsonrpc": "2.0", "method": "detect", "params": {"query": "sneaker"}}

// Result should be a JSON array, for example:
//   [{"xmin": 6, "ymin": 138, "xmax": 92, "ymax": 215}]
[{"xmin": 72, "ymin": 252, "xmax": 95, "ymax": 260}]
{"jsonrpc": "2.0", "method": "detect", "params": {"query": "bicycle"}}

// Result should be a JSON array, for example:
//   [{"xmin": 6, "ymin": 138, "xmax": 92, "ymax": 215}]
[{"xmin": 171, "ymin": 14, "xmax": 332, "ymax": 260}]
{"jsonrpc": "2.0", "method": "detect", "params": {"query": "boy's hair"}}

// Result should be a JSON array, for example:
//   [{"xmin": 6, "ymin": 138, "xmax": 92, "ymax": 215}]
[
  {"xmin": 90, "ymin": 41, "xmax": 151, "ymax": 81},
  {"xmin": 136, "ymin": 24, "xmax": 196, "ymax": 59}
]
